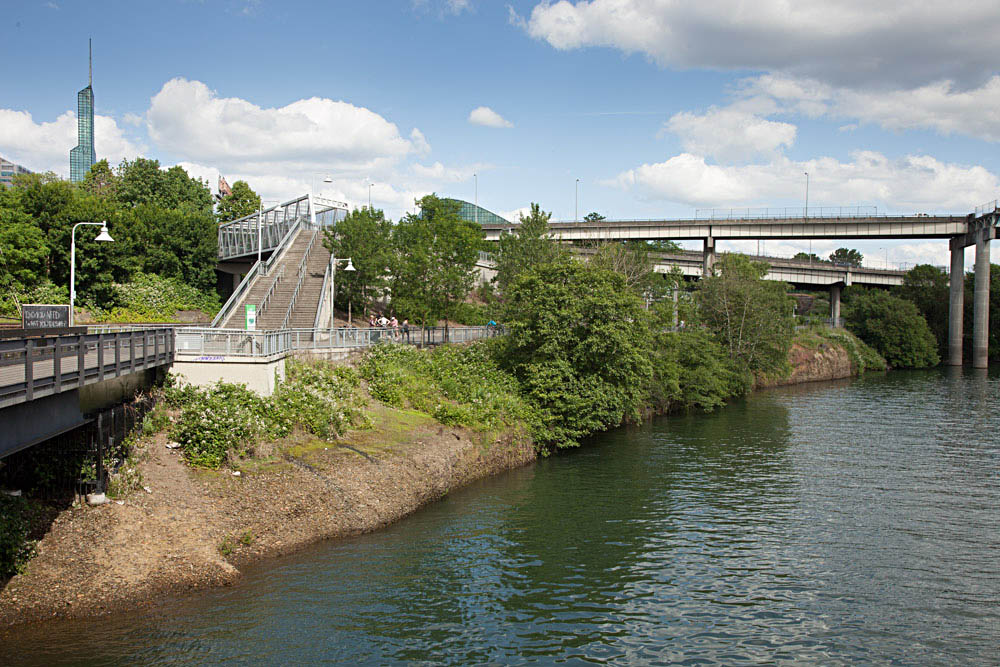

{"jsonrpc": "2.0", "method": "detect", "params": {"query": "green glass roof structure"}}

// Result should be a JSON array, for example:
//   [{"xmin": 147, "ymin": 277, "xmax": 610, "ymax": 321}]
[{"xmin": 442, "ymin": 198, "xmax": 511, "ymax": 226}]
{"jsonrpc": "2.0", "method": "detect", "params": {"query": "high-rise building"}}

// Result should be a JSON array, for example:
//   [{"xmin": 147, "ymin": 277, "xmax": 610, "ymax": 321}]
[
  {"xmin": 69, "ymin": 40, "xmax": 96, "ymax": 183},
  {"xmin": 0, "ymin": 155, "xmax": 33, "ymax": 188}
]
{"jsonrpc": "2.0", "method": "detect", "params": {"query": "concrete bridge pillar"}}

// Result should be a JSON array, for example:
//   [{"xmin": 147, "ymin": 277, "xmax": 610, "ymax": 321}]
[
  {"xmin": 948, "ymin": 236, "xmax": 965, "ymax": 366},
  {"xmin": 973, "ymin": 228, "xmax": 992, "ymax": 369},
  {"xmin": 702, "ymin": 237, "xmax": 715, "ymax": 277},
  {"xmin": 830, "ymin": 284, "xmax": 842, "ymax": 326}
]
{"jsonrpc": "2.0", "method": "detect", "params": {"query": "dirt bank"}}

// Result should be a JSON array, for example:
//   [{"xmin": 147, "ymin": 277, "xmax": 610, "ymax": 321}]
[
  {"xmin": 756, "ymin": 340, "xmax": 855, "ymax": 389},
  {"xmin": 0, "ymin": 406, "xmax": 534, "ymax": 628}
]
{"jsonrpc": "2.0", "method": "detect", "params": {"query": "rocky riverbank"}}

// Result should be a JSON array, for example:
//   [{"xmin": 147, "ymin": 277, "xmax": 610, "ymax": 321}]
[{"xmin": 0, "ymin": 404, "xmax": 534, "ymax": 629}]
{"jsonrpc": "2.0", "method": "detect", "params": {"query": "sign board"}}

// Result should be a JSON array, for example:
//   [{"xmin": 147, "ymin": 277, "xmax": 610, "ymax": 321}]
[
  {"xmin": 22, "ymin": 304, "xmax": 70, "ymax": 329},
  {"xmin": 245, "ymin": 304, "xmax": 257, "ymax": 331}
]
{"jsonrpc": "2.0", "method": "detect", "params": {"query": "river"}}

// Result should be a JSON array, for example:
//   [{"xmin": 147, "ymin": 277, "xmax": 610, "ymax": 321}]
[{"xmin": 4, "ymin": 367, "xmax": 999, "ymax": 665}]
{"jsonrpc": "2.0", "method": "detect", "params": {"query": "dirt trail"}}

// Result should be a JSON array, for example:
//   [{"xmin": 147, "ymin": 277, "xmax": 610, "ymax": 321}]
[{"xmin": 0, "ymin": 407, "xmax": 535, "ymax": 627}]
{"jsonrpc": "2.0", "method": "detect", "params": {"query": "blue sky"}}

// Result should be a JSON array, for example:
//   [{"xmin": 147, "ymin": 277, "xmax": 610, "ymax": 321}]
[{"xmin": 3, "ymin": 0, "xmax": 1000, "ymax": 268}]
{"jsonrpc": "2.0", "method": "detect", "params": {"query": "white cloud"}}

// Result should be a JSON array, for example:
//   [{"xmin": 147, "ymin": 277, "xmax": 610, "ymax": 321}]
[
  {"xmin": 410, "ymin": 161, "xmax": 488, "ymax": 182},
  {"xmin": 122, "ymin": 112, "xmax": 143, "ymax": 127},
  {"xmin": 409, "ymin": 128, "xmax": 431, "ymax": 154},
  {"xmin": 500, "ymin": 206, "xmax": 532, "ymax": 222},
  {"xmin": 524, "ymin": 0, "xmax": 1000, "ymax": 89},
  {"xmin": 0, "ymin": 108, "xmax": 144, "ymax": 176},
  {"xmin": 608, "ymin": 151, "xmax": 999, "ymax": 211},
  {"xmin": 146, "ymin": 78, "xmax": 420, "ymax": 171},
  {"xmin": 468, "ymin": 106, "xmax": 513, "ymax": 128},
  {"xmin": 743, "ymin": 73, "xmax": 1000, "ymax": 143},
  {"xmin": 665, "ymin": 108, "xmax": 796, "ymax": 162}
]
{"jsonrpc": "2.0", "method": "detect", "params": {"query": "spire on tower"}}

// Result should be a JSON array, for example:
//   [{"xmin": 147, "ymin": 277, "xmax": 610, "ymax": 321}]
[{"xmin": 89, "ymin": 38, "xmax": 92, "ymax": 87}]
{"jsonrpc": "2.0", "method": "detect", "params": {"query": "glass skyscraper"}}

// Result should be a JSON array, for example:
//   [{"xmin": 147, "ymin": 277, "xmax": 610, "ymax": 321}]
[{"xmin": 69, "ymin": 43, "xmax": 96, "ymax": 182}]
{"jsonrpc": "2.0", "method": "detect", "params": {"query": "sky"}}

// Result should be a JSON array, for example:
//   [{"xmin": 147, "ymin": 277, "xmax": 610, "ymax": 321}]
[{"xmin": 3, "ymin": 0, "xmax": 1000, "ymax": 269}]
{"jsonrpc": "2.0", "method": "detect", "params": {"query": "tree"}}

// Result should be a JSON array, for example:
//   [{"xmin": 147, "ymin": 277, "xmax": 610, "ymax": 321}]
[
  {"xmin": 323, "ymin": 206, "xmax": 393, "ymax": 317},
  {"xmin": 583, "ymin": 211, "xmax": 606, "ymax": 223},
  {"xmin": 844, "ymin": 288, "xmax": 939, "ymax": 368},
  {"xmin": 895, "ymin": 264, "xmax": 949, "ymax": 354},
  {"xmin": 493, "ymin": 202, "xmax": 568, "ymax": 294},
  {"xmin": 794, "ymin": 251, "xmax": 823, "ymax": 262},
  {"xmin": 498, "ymin": 259, "xmax": 653, "ymax": 452},
  {"xmin": 647, "ymin": 239, "xmax": 683, "ymax": 253},
  {"xmin": 114, "ymin": 159, "xmax": 212, "ymax": 213},
  {"xmin": 81, "ymin": 159, "xmax": 118, "ymax": 198},
  {"xmin": 829, "ymin": 247, "xmax": 863, "ymax": 267},
  {"xmin": 391, "ymin": 195, "xmax": 482, "ymax": 331},
  {"xmin": 588, "ymin": 241, "xmax": 674, "ymax": 306},
  {"xmin": 216, "ymin": 180, "xmax": 261, "ymax": 223},
  {"xmin": 696, "ymin": 253, "xmax": 795, "ymax": 377}
]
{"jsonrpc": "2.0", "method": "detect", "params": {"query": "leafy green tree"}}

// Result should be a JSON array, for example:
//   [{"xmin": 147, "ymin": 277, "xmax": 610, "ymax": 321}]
[
  {"xmin": 583, "ymin": 211, "xmax": 606, "ymax": 223},
  {"xmin": 498, "ymin": 259, "xmax": 653, "ymax": 452},
  {"xmin": 589, "ymin": 241, "xmax": 674, "ymax": 306},
  {"xmin": 794, "ymin": 251, "xmax": 823, "ymax": 262},
  {"xmin": 895, "ymin": 264, "xmax": 949, "ymax": 354},
  {"xmin": 114, "ymin": 159, "xmax": 212, "ymax": 213},
  {"xmin": 696, "ymin": 253, "xmax": 795, "ymax": 377},
  {"xmin": 648, "ymin": 328, "xmax": 743, "ymax": 413},
  {"xmin": 829, "ymin": 247, "xmax": 864, "ymax": 267},
  {"xmin": 216, "ymin": 180, "xmax": 261, "ymax": 222},
  {"xmin": 647, "ymin": 239, "xmax": 683, "ymax": 253},
  {"xmin": 323, "ymin": 206, "xmax": 393, "ymax": 316},
  {"xmin": 81, "ymin": 159, "xmax": 118, "ymax": 198},
  {"xmin": 493, "ymin": 202, "xmax": 568, "ymax": 293},
  {"xmin": 844, "ymin": 288, "xmax": 940, "ymax": 368},
  {"xmin": 391, "ymin": 195, "xmax": 482, "ymax": 329}
]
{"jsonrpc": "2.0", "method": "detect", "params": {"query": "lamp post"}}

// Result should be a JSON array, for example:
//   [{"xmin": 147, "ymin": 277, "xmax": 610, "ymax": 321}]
[
  {"xmin": 575, "ymin": 178, "xmax": 580, "ymax": 222},
  {"xmin": 313, "ymin": 174, "xmax": 333, "ymax": 196},
  {"xmin": 328, "ymin": 256, "xmax": 356, "ymax": 335},
  {"xmin": 804, "ymin": 171, "xmax": 809, "ymax": 218},
  {"xmin": 368, "ymin": 181, "xmax": 374, "ymax": 209},
  {"xmin": 69, "ymin": 221, "xmax": 114, "ymax": 326},
  {"xmin": 474, "ymin": 173, "xmax": 478, "ymax": 225}
]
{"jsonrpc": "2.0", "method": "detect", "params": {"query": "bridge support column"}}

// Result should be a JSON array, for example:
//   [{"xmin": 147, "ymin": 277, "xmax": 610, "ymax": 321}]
[
  {"xmin": 829, "ymin": 284, "xmax": 841, "ymax": 327},
  {"xmin": 973, "ymin": 228, "xmax": 991, "ymax": 369},
  {"xmin": 702, "ymin": 237, "xmax": 715, "ymax": 277},
  {"xmin": 948, "ymin": 237, "xmax": 965, "ymax": 366}
]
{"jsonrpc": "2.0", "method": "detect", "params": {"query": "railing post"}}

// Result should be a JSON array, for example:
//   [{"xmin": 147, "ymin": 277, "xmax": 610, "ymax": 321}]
[
  {"xmin": 154, "ymin": 329, "xmax": 160, "ymax": 364},
  {"xmin": 97, "ymin": 333, "xmax": 105, "ymax": 381},
  {"xmin": 130, "ymin": 332, "xmax": 136, "ymax": 371},
  {"xmin": 24, "ymin": 338, "xmax": 34, "ymax": 401},
  {"xmin": 77, "ymin": 334, "xmax": 86, "ymax": 386},
  {"xmin": 114, "ymin": 331, "xmax": 122, "ymax": 376},
  {"xmin": 54, "ymin": 336, "xmax": 62, "ymax": 391}
]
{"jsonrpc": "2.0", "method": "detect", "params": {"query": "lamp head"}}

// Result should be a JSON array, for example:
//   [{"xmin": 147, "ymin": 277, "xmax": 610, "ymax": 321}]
[
  {"xmin": 344, "ymin": 258, "xmax": 356, "ymax": 272},
  {"xmin": 323, "ymin": 176, "xmax": 333, "ymax": 183},
  {"xmin": 94, "ymin": 222, "xmax": 114, "ymax": 243}
]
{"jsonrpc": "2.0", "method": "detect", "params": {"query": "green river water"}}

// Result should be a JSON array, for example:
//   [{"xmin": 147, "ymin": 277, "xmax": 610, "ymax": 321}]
[{"xmin": 4, "ymin": 366, "xmax": 999, "ymax": 665}]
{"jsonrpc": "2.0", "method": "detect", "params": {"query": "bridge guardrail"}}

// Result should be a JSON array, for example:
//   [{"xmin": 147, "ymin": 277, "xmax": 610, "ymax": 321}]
[
  {"xmin": 175, "ymin": 326, "xmax": 496, "ymax": 359},
  {"xmin": 0, "ymin": 328, "xmax": 174, "ymax": 409}
]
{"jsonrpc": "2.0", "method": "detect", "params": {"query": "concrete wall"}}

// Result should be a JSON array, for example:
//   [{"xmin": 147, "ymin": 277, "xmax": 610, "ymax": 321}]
[{"xmin": 171, "ymin": 355, "xmax": 286, "ymax": 396}]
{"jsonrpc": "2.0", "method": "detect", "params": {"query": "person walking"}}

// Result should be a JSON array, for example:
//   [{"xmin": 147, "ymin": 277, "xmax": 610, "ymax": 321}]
[
  {"xmin": 402, "ymin": 318, "xmax": 410, "ymax": 343},
  {"xmin": 390, "ymin": 316, "xmax": 399, "ymax": 341}
]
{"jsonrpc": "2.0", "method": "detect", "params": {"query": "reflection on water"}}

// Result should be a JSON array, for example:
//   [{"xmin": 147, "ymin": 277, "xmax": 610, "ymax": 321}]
[{"xmin": 4, "ymin": 367, "xmax": 999, "ymax": 665}]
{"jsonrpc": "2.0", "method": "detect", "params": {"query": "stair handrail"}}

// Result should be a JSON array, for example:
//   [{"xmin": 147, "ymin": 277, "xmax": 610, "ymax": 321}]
[
  {"xmin": 257, "ymin": 265, "xmax": 286, "ymax": 316},
  {"xmin": 210, "ymin": 215, "xmax": 309, "ymax": 328},
  {"xmin": 280, "ymin": 228, "xmax": 320, "ymax": 330},
  {"xmin": 314, "ymin": 260, "xmax": 331, "ymax": 329}
]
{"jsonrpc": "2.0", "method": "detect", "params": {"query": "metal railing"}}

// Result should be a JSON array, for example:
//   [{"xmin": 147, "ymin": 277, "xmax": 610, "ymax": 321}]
[
  {"xmin": 281, "ymin": 229, "xmax": 320, "ymax": 330},
  {"xmin": 0, "ymin": 328, "xmax": 175, "ymax": 409},
  {"xmin": 973, "ymin": 199, "xmax": 999, "ymax": 218},
  {"xmin": 258, "ymin": 265, "xmax": 286, "ymax": 317},
  {"xmin": 314, "ymin": 261, "xmax": 331, "ymax": 329},
  {"xmin": 694, "ymin": 206, "xmax": 879, "ymax": 220},
  {"xmin": 174, "ymin": 326, "xmax": 496, "ymax": 359}
]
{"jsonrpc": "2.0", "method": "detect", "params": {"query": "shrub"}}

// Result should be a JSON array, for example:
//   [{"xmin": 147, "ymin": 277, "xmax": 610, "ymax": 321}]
[
  {"xmin": 91, "ymin": 272, "xmax": 221, "ymax": 322},
  {"xmin": 844, "ymin": 289, "xmax": 939, "ymax": 368},
  {"xmin": 169, "ymin": 360, "xmax": 366, "ymax": 468},
  {"xmin": 0, "ymin": 496, "xmax": 35, "ymax": 579}
]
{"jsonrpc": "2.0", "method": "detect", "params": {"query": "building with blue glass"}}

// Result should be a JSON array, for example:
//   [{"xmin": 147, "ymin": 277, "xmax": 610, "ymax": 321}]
[{"xmin": 69, "ymin": 42, "xmax": 96, "ymax": 182}]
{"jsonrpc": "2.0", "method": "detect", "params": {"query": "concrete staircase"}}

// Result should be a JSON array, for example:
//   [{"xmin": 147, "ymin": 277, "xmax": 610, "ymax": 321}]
[{"xmin": 220, "ymin": 228, "xmax": 330, "ymax": 330}]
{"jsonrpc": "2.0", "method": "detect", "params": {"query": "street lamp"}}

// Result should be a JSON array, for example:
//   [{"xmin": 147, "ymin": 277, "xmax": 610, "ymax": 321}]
[
  {"xmin": 329, "ymin": 256, "xmax": 356, "ymax": 333},
  {"xmin": 368, "ymin": 181, "xmax": 374, "ymax": 209},
  {"xmin": 575, "ymin": 178, "xmax": 580, "ymax": 222},
  {"xmin": 804, "ymin": 171, "xmax": 809, "ymax": 218},
  {"xmin": 313, "ymin": 174, "xmax": 334, "ymax": 196},
  {"xmin": 474, "ymin": 173, "xmax": 478, "ymax": 225},
  {"xmin": 70, "ymin": 221, "xmax": 114, "ymax": 326}
]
